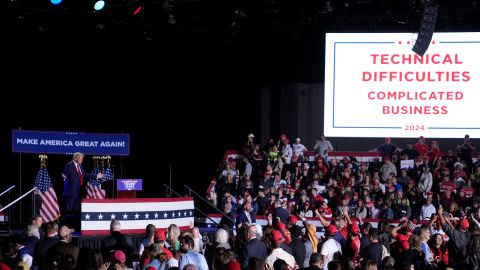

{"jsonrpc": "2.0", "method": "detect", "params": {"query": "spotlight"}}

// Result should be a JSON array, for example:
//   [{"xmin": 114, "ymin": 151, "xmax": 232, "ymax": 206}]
[
  {"xmin": 133, "ymin": 6, "xmax": 143, "ymax": 16},
  {"xmin": 167, "ymin": 14, "xmax": 176, "ymax": 24},
  {"xmin": 50, "ymin": 0, "xmax": 62, "ymax": 5},
  {"xmin": 93, "ymin": 0, "xmax": 105, "ymax": 11},
  {"xmin": 318, "ymin": 1, "xmax": 333, "ymax": 14}
]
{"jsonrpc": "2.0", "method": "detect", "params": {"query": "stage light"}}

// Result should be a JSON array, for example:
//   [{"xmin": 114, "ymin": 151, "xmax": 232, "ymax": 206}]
[
  {"xmin": 50, "ymin": 0, "xmax": 62, "ymax": 5},
  {"xmin": 94, "ymin": 0, "xmax": 105, "ymax": 11},
  {"xmin": 412, "ymin": 1, "xmax": 438, "ymax": 56},
  {"xmin": 167, "ymin": 14, "xmax": 176, "ymax": 24},
  {"xmin": 133, "ymin": 6, "xmax": 143, "ymax": 16}
]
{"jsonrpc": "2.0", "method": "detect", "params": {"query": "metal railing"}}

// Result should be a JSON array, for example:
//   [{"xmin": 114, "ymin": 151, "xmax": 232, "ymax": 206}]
[
  {"xmin": 1, "ymin": 186, "xmax": 36, "ymax": 233},
  {"xmin": 184, "ymin": 184, "xmax": 235, "ymax": 223},
  {"xmin": 163, "ymin": 184, "xmax": 220, "ymax": 226},
  {"xmin": 0, "ymin": 187, "xmax": 37, "ymax": 212},
  {"xmin": 0, "ymin": 185, "xmax": 15, "ymax": 198},
  {"xmin": 0, "ymin": 185, "xmax": 16, "ymax": 233}
]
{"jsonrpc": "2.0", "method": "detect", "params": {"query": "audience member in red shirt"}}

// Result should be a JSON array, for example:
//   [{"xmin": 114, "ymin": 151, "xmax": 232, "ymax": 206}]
[
  {"xmin": 427, "ymin": 141, "xmax": 442, "ymax": 166},
  {"xmin": 414, "ymin": 136, "xmax": 429, "ymax": 160},
  {"xmin": 429, "ymin": 233, "xmax": 449, "ymax": 268}
]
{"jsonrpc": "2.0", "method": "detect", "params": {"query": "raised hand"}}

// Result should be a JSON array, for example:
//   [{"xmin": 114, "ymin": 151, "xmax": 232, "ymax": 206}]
[{"xmin": 99, "ymin": 262, "xmax": 111, "ymax": 270}]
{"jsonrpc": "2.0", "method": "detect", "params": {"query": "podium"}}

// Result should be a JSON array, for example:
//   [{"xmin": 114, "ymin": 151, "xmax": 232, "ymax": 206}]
[{"xmin": 116, "ymin": 179, "xmax": 142, "ymax": 199}]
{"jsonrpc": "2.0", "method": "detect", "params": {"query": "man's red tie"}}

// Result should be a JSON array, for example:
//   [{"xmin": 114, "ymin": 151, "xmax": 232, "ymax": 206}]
[{"xmin": 77, "ymin": 165, "xmax": 84, "ymax": 186}]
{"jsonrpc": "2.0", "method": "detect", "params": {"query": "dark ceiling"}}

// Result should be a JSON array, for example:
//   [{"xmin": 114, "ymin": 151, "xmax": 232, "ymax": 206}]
[{"xmin": 1, "ymin": 0, "xmax": 479, "ymax": 42}]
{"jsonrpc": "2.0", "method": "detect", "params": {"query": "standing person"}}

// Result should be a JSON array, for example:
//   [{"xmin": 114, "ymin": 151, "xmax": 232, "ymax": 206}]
[
  {"xmin": 46, "ymin": 225, "xmax": 79, "ymax": 269},
  {"xmin": 239, "ymin": 225, "xmax": 268, "ymax": 269},
  {"xmin": 414, "ymin": 136, "xmax": 429, "ymax": 161},
  {"xmin": 178, "ymin": 236, "xmax": 209, "ymax": 270},
  {"xmin": 427, "ymin": 141, "xmax": 442, "ymax": 167},
  {"xmin": 313, "ymin": 134, "xmax": 333, "ymax": 161},
  {"xmin": 457, "ymin": 134, "xmax": 475, "ymax": 175},
  {"xmin": 62, "ymin": 152, "xmax": 104, "ymax": 213},
  {"xmin": 370, "ymin": 138, "xmax": 400, "ymax": 159},
  {"xmin": 292, "ymin": 138, "xmax": 308, "ymax": 163}
]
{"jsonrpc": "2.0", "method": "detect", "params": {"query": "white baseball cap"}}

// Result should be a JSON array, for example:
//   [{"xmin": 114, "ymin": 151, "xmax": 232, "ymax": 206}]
[{"xmin": 248, "ymin": 133, "xmax": 255, "ymax": 138}]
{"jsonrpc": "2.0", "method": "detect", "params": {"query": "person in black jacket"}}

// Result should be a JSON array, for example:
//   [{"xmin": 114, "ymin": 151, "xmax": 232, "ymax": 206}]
[
  {"xmin": 300, "ymin": 253, "xmax": 323, "ymax": 270},
  {"xmin": 359, "ymin": 230, "xmax": 383, "ymax": 268},
  {"xmin": 289, "ymin": 225, "xmax": 306, "ymax": 267},
  {"xmin": 100, "ymin": 220, "xmax": 133, "ymax": 267},
  {"xmin": 33, "ymin": 222, "xmax": 59, "ymax": 270},
  {"xmin": 239, "ymin": 225, "xmax": 268, "ymax": 269},
  {"xmin": 273, "ymin": 200, "xmax": 290, "ymax": 226},
  {"xmin": 467, "ymin": 214, "xmax": 480, "ymax": 269}
]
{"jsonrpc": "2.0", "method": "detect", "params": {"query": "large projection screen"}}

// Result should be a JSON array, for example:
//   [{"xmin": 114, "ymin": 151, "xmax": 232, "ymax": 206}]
[{"xmin": 324, "ymin": 32, "xmax": 480, "ymax": 138}]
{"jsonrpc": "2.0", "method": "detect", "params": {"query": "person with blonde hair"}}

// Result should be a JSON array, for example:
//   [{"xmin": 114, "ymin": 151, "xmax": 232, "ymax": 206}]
[
  {"xmin": 25, "ymin": 224, "xmax": 40, "ymax": 253},
  {"xmin": 365, "ymin": 260, "xmax": 377, "ymax": 270},
  {"xmin": 167, "ymin": 224, "xmax": 181, "ymax": 253},
  {"xmin": 214, "ymin": 229, "xmax": 231, "ymax": 250}
]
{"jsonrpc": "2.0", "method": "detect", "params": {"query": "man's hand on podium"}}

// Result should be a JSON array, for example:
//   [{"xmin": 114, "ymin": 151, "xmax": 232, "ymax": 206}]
[{"xmin": 97, "ymin": 172, "xmax": 105, "ymax": 179}]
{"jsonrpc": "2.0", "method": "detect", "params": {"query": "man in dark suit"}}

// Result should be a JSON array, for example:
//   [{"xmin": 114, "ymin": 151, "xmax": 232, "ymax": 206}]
[
  {"xmin": 63, "ymin": 152, "xmax": 104, "ymax": 212},
  {"xmin": 273, "ymin": 199, "xmax": 290, "ymax": 225},
  {"xmin": 235, "ymin": 201, "xmax": 256, "ymax": 229},
  {"xmin": 239, "ymin": 225, "xmax": 268, "ymax": 269},
  {"xmin": 33, "ymin": 222, "xmax": 59, "ymax": 270},
  {"xmin": 300, "ymin": 253, "xmax": 323, "ymax": 270},
  {"xmin": 101, "ymin": 220, "xmax": 133, "ymax": 267},
  {"xmin": 46, "ymin": 225, "xmax": 79, "ymax": 269}
]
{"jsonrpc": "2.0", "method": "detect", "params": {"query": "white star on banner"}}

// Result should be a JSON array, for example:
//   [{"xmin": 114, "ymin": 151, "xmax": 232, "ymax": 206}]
[
  {"xmin": 189, "ymin": 211, "xmax": 193, "ymax": 216},
  {"xmin": 145, "ymin": 213, "xmax": 150, "ymax": 219},
  {"xmin": 178, "ymin": 211, "xmax": 181, "ymax": 217},
  {"xmin": 85, "ymin": 214, "xmax": 90, "ymax": 220},
  {"xmin": 123, "ymin": 213, "xmax": 128, "ymax": 219},
  {"xmin": 163, "ymin": 212, "xmax": 168, "ymax": 218},
  {"xmin": 135, "ymin": 213, "xmax": 139, "ymax": 219},
  {"xmin": 172, "ymin": 212, "xmax": 175, "ymax": 217},
  {"xmin": 98, "ymin": 214, "xmax": 103, "ymax": 220},
  {"xmin": 154, "ymin": 213, "xmax": 159, "ymax": 218},
  {"xmin": 184, "ymin": 211, "xmax": 187, "ymax": 216},
  {"xmin": 110, "ymin": 214, "xmax": 116, "ymax": 220}
]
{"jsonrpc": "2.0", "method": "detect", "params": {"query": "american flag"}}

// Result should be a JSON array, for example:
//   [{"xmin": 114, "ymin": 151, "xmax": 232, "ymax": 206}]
[
  {"xmin": 86, "ymin": 165, "xmax": 105, "ymax": 199},
  {"xmin": 104, "ymin": 166, "xmax": 114, "ymax": 181},
  {"xmin": 86, "ymin": 179, "xmax": 106, "ymax": 199},
  {"xmin": 34, "ymin": 166, "xmax": 60, "ymax": 222}
]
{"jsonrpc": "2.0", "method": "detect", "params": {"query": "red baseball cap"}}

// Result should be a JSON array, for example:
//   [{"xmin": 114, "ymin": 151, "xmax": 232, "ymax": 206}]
[
  {"xmin": 350, "ymin": 222, "xmax": 360, "ymax": 234},
  {"xmin": 272, "ymin": 230, "xmax": 284, "ymax": 242},
  {"xmin": 326, "ymin": 224, "xmax": 337, "ymax": 236},
  {"xmin": 155, "ymin": 230, "xmax": 166, "ymax": 241},
  {"xmin": 111, "ymin": 250, "xmax": 126, "ymax": 263},
  {"xmin": 288, "ymin": 215, "xmax": 298, "ymax": 225}
]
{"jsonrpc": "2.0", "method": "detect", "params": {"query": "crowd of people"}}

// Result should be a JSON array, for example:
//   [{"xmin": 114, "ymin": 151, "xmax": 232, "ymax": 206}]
[
  {"xmin": 0, "ymin": 216, "xmax": 213, "ymax": 270},
  {"xmin": 206, "ymin": 133, "xmax": 480, "ymax": 270},
  {"xmin": 1, "ymin": 133, "xmax": 480, "ymax": 270}
]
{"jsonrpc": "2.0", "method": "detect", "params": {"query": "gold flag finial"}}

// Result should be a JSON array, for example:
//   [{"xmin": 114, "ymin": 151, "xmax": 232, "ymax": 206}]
[{"xmin": 38, "ymin": 154, "xmax": 48, "ymax": 167}]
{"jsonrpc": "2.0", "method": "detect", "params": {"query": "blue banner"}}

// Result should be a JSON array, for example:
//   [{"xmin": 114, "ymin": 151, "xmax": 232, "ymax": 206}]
[
  {"xmin": 12, "ymin": 130, "xmax": 130, "ymax": 155},
  {"xmin": 117, "ymin": 179, "xmax": 143, "ymax": 191}
]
